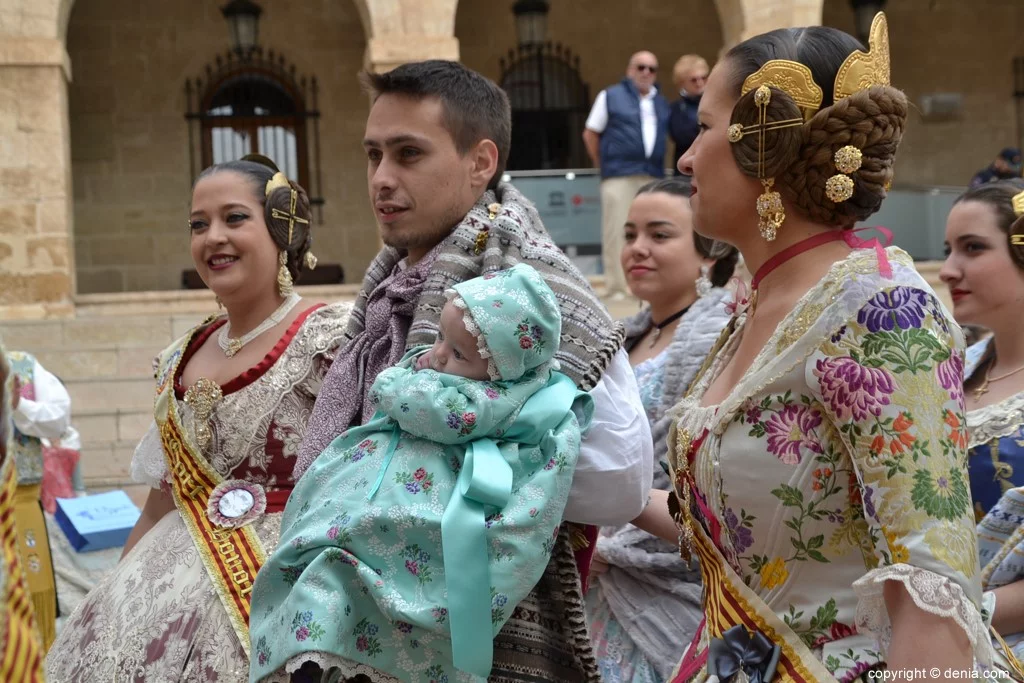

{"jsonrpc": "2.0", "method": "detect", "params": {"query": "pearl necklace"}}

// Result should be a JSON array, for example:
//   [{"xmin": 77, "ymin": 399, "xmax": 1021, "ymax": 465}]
[{"xmin": 217, "ymin": 293, "xmax": 301, "ymax": 357}]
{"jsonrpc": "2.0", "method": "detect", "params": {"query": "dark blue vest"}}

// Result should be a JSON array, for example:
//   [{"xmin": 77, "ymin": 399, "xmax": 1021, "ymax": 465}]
[{"xmin": 598, "ymin": 79, "xmax": 670, "ymax": 179}]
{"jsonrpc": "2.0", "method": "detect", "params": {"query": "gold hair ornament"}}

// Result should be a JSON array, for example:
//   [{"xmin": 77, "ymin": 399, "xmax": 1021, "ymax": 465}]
[
  {"xmin": 833, "ymin": 12, "xmax": 891, "ymax": 101},
  {"xmin": 737, "ymin": 11, "xmax": 891, "ymax": 120},
  {"xmin": 741, "ymin": 60, "xmax": 823, "ymax": 121},
  {"xmin": 1012, "ymin": 190, "xmax": 1024, "ymax": 247},
  {"xmin": 268, "ymin": 175, "xmax": 309, "ymax": 292},
  {"xmin": 728, "ymin": 85, "xmax": 796, "ymax": 241},
  {"xmin": 826, "ymin": 145, "xmax": 863, "ymax": 203},
  {"xmin": 265, "ymin": 172, "xmax": 290, "ymax": 197}
]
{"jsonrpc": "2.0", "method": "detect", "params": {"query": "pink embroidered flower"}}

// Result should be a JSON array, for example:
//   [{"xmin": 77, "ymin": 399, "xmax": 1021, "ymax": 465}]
[
  {"xmin": 356, "ymin": 635, "xmax": 369, "ymax": 651},
  {"xmin": 529, "ymin": 507, "xmax": 539, "ymax": 518},
  {"xmin": 936, "ymin": 352, "xmax": 964, "ymax": 402},
  {"xmin": 405, "ymin": 560, "xmax": 419, "ymax": 576},
  {"xmin": 763, "ymin": 405, "xmax": 823, "ymax": 465},
  {"xmin": 462, "ymin": 412, "xmax": 477, "ymax": 426},
  {"xmin": 813, "ymin": 357, "xmax": 895, "ymax": 421},
  {"xmin": 519, "ymin": 336, "xmax": 533, "ymax": 350},
  {"xmin": 413, "ymin": 468, "xmax": 427, "ymax": 481},
  {"xmin": 485, "ymin": 387, "xmax": 500, "ymax": 399},
  {"xmin": 296, "ymin": 626, "xmax": 310, "ymax": 641}
]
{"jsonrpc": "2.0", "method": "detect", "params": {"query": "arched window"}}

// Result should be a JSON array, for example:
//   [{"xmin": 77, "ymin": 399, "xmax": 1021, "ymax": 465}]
[
  {"xmin": 500, "ymin": 43, "xmax": 591, "ymax": 171},
  {"xmin": 185, "ymin": 49, "xmax": 323, "ymax": 217}
]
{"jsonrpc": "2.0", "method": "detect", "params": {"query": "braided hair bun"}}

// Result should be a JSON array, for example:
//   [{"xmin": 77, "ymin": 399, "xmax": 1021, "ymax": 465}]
[{"xmin": 726, "ymin": 26, "xmax": 908, "ymax": 228}]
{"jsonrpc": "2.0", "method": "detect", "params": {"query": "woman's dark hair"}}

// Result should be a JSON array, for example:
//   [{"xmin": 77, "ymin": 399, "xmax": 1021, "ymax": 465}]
[
  {"xmin": 723, "ymin": 26, "xmax": 908, "ymax": 228},
  {"xmin": 635, "ymin": 178, "xmax": 739, "ymax": 287},
  {"xmin": 194, "ymin": 155, "xmax": 314, "ymax": 282},
  {"xmin": 953, "ymin": 178, "xmax": 1024, "ymax": 272}
]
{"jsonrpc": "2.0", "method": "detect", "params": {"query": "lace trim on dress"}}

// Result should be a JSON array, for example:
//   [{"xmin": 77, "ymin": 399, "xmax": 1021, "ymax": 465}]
[
  {"xmin": 448, "ymin": 289, "xmax": 500, "ymax": 380},
  {"xmin": 967, "ymin": 390, "xmax": 1024, "ymax": 448},
  {"xmin": 129, "ymin": 420, "xmax": 169, "ymax": 489},
  {"xmin": 852, "ymin": 563, "xmax": 996, "ymax": 666},
  {"xmin": 268, "ymin": 651, "xmax": 401, "ymax": 683}
]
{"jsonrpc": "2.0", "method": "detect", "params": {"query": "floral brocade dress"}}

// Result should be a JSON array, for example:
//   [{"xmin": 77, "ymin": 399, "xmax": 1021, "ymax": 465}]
[{"xmin": 668, "ymin": 248, "xmax": 994, "ymax": 682}]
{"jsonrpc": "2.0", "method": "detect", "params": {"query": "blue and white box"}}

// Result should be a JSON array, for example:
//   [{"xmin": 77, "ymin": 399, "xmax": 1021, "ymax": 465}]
[{"xmin": 55, "ymin": 491, "xmax": 141, "ymax": 552}]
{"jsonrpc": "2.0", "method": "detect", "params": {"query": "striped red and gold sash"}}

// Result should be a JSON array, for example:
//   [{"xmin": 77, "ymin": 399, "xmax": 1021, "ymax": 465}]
[
  {"xmin": 0, "ymin": 461, "xmax": 45, "ymax": 682},
  {"xmin": 670, "ymin": 477, "xmax": 837, "ymax": 683},
  {"xmin": 155, "ymin": 333, "xmax": 266, "ymax": 658}
]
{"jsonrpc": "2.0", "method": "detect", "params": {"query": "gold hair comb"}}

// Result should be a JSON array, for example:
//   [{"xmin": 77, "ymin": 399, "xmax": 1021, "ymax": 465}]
[
  {"xmin": 739, "ymin": 12, "xmax": 891, "ymax": 119},
  {"xmin": 741, "ymin": 60, "xmax": 823, "ymax": 122},
  {"xmin": 1013, "ymin": 189, "xmax": 1024, "ymax": 218},
  {"xmin": 833, "ymin": 12, "xmax": 891, "ymax": 101},
  {"xmin": 265, "ymin": 172, "xmax": 290, "ymax": 197}
]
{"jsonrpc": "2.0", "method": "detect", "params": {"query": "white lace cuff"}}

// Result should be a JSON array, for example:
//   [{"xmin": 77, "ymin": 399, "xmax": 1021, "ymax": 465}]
[
  {"xmin": 129, "ymin": 421, "xmax": 168, "ymax": 489},
  {"xmin": 852, "ymin": 563, "xmax": 996, "ymax": 666}
]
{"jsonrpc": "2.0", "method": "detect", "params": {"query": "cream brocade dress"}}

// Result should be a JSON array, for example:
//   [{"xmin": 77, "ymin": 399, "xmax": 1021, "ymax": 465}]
[
  {"xmin": 45, "ymin": 302, "xmax": 350, "ymax": 683},
  {"xmin": 668, "ymin": 248, "xmax": 995, "ymax": 681}
]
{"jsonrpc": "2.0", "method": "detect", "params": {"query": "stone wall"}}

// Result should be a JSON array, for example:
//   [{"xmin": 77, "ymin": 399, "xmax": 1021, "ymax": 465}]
[
  {"xmin": 823, "ymin": 0, "xmax": 1022, "ymax": 189},
  {"xmin": 0, "ymin": 0, "xmax": 74, "ymax": 317},
  {"xmin": 458, "ymin": 0, "xmax": 1020, "ymax": 189},
  {"xmin": 457, "ymin": 0, "xmax": 724, "ymax": 119},
  {"xmin": 67, "ymin": 0, "xmax": 377, "ymax": 294}
]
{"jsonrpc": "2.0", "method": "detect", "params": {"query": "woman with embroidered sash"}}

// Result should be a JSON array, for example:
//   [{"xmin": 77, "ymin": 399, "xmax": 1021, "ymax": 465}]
[
  {"xmin": 664, "ymin": 13, "xmax": 995, "ymax": 683},
  {"xmin": 0, "ymin": 341, "xmax": 46, "ymax": 681},
  {"xmin": 45, "ymin": 157, "xmax": 350, "ymax": 682},
  {"xmin": 942, "ymin": 179, "xmax": 1024, "ymax": 676},
  {"xmin": 585, "ymin": 178, "xmax": 737, "ymax": 683}
]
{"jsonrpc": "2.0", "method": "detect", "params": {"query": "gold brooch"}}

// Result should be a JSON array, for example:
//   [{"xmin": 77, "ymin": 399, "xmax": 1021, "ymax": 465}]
[
  {"xmin": 184, "ymin": 378, "xmax": 223, "ymax": 449},
  {"xmin": 826, "ymin": 145, "xmax": 863, "ymax": 204}
]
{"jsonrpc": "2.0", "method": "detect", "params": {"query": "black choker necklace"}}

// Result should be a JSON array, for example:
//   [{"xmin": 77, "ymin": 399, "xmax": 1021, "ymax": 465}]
[{"xmin": 649, "ymin": 305, "xmax": 691, "ymax": 348}]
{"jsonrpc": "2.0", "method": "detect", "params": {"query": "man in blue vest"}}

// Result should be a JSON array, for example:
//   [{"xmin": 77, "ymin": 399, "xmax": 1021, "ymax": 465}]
[
  {"xmin": 668, "ymin": 54, "xmax": 709, "ymax": 175},
  {"xmin": 583, "ymin": 51, "xmax": 671, "ymax": 299}
]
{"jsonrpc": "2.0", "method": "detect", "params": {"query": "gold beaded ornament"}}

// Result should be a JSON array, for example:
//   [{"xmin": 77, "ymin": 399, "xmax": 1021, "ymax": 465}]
[{"xmin": 825, "ymin": 145, "xmax": 863, "ymax": 204}]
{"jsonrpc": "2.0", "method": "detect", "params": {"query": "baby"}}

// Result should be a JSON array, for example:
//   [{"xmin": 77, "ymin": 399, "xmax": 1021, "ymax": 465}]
[{"xmin": 250, "ymin": 263, "xmax": 593, "ymax": 683}]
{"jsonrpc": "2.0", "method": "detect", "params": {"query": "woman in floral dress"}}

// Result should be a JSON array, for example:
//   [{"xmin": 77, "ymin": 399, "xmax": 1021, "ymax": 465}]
[
  {"xmin": 45, "ymin": 158, "xmax": 349, "ymax": 682},
  {"xmin": 942, "ymin": 179, "xmax": 1024, "ymax": 675},
  {"xmin": 664, "ymin": 13, "xmax": 994, "ymax": 682}
]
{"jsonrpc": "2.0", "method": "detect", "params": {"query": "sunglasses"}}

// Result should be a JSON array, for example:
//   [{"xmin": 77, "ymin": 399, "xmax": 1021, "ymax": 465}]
[{"xmin": 635, "ymin": 64, "xmax": 658, "ymax": 73}]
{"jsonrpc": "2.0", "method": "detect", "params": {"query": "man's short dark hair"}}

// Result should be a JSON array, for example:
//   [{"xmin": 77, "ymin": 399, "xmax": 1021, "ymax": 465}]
[{"xmin": 361, "ymin": 60, "xmax": 512, "ymax": 189}]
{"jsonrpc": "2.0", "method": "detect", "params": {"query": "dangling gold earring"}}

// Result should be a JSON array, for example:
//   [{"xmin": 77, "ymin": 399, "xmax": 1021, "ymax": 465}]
[
  {"xmin": 756, "ymin": 179, "xmax": 785, "ymax": 242},
  {"xmin": 215, "ymin": 296, "xmax": 224, "ymax": 310},
  {"xmin": 277, "ymin": 251, "xmax": 294, "ymax": 296}
]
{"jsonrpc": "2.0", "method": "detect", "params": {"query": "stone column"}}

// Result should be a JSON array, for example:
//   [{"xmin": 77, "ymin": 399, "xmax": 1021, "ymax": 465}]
[
  {"xmin": 361, "ymin": 0, "xmax": 460, "ymax": 73},
  {"xmin": 715, "ymin": 0, "xmax": 824, "ymax": 52},
  {"xmin": 0, "ymin": 33, "xmax": 74, "ymax": 319}
]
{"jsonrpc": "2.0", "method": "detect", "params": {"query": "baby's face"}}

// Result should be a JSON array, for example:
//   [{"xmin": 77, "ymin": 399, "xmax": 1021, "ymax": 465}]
[{"xmin": 416, "ymin": 301, "xmax": 491, "ymax": 381}]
